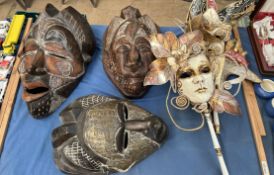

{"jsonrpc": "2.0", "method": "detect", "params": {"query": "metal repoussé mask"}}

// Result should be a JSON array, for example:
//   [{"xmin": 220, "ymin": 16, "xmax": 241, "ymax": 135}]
[
  {"xmin": 18, "ymin": 4, "xmax": 96, "ymax": 118},
  {"xmin": 103, "ymin": 6, "xmax": 159, "ymax": 98},
  {"xmin": 52, "ymin": 94, "xmax": 167, "ymax": 174}
]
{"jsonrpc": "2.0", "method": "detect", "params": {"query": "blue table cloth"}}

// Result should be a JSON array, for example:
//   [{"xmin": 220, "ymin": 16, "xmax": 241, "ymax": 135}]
[{"xmin": 0, "ymin": 26, "xmax": 273, "ymax": 175}]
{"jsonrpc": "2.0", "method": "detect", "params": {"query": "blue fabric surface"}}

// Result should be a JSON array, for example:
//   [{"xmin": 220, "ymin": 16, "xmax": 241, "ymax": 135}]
[{"xmin": 0, "ymin": 26, "xmax": 273, "ymax": 175}]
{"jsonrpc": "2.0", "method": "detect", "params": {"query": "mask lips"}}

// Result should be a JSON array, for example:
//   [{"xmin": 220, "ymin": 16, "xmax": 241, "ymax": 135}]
[{"xmin": 22, "ymin": 81, "xmax": 49, "ymax": 102}]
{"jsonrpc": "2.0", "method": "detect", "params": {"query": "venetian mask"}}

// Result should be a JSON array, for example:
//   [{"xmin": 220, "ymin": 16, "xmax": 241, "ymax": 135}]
[
  {"xmin": 143, "ymin": 1, "xmax": 261, "ymax": 174},
  {"xmin": 177, "ymin": 54, "xmax": 214, "ymax": 104},
  {"xmin": 18, "ymin": 4, "xmax": 95, "ymax": 118},
  {"xmin": 103, "ymin": 6, "xmax": 159, "ymax": 98},
  {"xmin": 52, "ymin": 94, "xmax": 167, "ymax": 174}
]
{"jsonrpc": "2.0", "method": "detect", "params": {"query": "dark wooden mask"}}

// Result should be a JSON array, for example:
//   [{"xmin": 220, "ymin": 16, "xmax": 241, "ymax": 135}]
[
  {"xmin": 18, "ymin": 4, "xmax": 96, "ymax": 118},
  {"xmin": 103, "ymin": 6, "xmax": 159, "ymax": 98}
]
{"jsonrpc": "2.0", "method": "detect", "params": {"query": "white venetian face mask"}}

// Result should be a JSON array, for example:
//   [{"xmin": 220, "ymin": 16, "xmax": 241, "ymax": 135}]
[{"xmin": 177, "ymin": 54, "xmax": 214, "ymax": 104}]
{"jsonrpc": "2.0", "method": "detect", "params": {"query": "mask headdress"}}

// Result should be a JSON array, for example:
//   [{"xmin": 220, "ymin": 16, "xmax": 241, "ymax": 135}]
[
  {"xmin": 31, "ymin": 4, "xmax": 95, "ymax": 63},
  {"xmin": 104, "ymin": 6, "xmax": 158, "ymax": 51}
]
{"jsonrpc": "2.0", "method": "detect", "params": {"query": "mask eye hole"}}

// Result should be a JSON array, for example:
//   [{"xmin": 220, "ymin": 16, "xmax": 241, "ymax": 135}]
[
  {"xmin": 179, "ymin": 71, "xmax": 192, "ymax": 78},
  {"xmin": 215, "ymin": 30, "xmax": 226, "ymax": 40},
  {"xmin": 117, "ymin": 103, "xmax": 128, "ymax": 122},
  {"xmin": 123, "ymin": 132, "xmax": 128, "ymax": 149},
  {"xmin": 216, "ymin": 34, "xmax": 225, "ymax": 40},
  {"xmin": 200, "ymin": 66, "xmax": 210, "ymax": 73},
  {"xmin": 116, "ymin": 129, "xmax": 128, "ymax": 153}
]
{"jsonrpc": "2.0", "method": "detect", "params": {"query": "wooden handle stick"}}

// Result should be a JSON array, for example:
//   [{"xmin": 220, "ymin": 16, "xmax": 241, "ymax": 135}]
[
  {"xmin": 232, "ymin": 21, "xmax": 266, "ymax": 136},
  {"xmin": 243, "ymin": 81, "xmax": 270, "ymax": 175},
  {"xmin": 0, "ymin": 18, "xmax": 33, "ymax": 152},
  {"xmin": 232, "ymin": 21, "xmax": 269, "ymax": 175}
]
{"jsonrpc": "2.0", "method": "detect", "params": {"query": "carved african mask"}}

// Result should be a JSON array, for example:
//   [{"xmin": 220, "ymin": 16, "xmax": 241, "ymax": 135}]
[
  {"xmin": 52, "ymin": 94, "xmax": 167, "ymax": 174},
  {"xmin": 18, "ymin": 4, "xmax": 95, "ymax": 118},
  {"xmin": 177, "ymin": 54, "xmax": 214, "ymax": 104},
  {"xmin": 103, "ymin": 6, "xmax": 158, "ymax": 98}
]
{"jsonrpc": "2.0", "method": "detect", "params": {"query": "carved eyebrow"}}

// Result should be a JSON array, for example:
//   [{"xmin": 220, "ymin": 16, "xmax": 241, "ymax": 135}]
[
  {"xmin": 115, "ymin": 45, "xmax": 131, "ymax": 53},
  {"xmin": 135, "ymin": 43, "xmax": 150, "ymax": 49},
  {"xmin": 135, "ymin": 29, "xmax": 147, "ymax": 38},
  {"xmin": 45, "ymin": 30, "xmax": 67, "ymax": 48},
  {"xmin": 114, "ymin": 38, "xmax": 131, "ymax": 50},
  {"xmin": 114, "ymin": 34, "xmax": 127, "ymax": 41}
]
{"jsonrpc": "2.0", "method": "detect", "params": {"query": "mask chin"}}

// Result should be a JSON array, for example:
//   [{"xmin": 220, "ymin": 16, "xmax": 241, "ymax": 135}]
[
  {"xmin": 26, "ymin": 92, "xmax": 53, "ymax": 118},
  {"xmin": 188, "ymin": 92, "xmax": 213, "ymax": 104}
]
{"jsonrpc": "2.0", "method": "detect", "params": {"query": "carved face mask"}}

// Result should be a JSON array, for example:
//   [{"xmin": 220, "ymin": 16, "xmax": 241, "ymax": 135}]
[
  {"xmin": 177, "ymin": 54, "xmax": 214, "ymax": 104},
  {"xmin": 18, "ymin": 4, "xmax": 95, "ymax": 118},
  {"xmin": 103, "ymin": 6, "xmax": 158, "ymax": 98},
  {"xmin": 52, "ymin": 94, "xmax": 167, "ymax": 174}
]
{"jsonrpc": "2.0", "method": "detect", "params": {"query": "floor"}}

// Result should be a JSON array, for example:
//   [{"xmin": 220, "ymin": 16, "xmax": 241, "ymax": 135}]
[{"xmin": 0, "ymin": 0, "xmax": 233, "ymax": 26}]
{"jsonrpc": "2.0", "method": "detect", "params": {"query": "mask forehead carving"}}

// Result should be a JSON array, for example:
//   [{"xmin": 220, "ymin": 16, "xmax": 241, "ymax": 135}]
[
  {"xmin": 52, "ymin": 95, "xmax": 167, "ymax": 174},
  {"xmin": 19, "ymin": 4, "xmax": 96, "ymax": 118},
  {"xmin": 103, "ymin": 6, "xmax": 159, "ymax": 98}
]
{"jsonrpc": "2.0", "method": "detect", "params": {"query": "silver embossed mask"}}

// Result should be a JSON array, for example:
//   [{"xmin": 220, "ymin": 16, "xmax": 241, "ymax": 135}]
[{"xmin": 52, "ymin": 94, "xmax": 167, "ymax": 174}]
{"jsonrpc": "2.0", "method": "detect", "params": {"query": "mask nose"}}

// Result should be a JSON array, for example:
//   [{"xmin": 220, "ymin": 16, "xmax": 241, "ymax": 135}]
[
  {"xmin": 124, "ymin": 117, "xmax": 167, "ymax": 143},
  {"xmin": 27, "ymin": 49, "xmax": 46, "ymax": 75},
  {"xmin": 126, "ymin": 46, "xmax": 139, "ymax": 66},
  {"xmin": 192, "ymin": 75, "xmax": 205, "ymax": 84}
]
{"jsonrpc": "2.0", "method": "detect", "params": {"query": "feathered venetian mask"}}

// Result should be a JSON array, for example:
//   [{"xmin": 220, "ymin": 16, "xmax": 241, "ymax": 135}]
[{"xmin": 143, "ymin": 1, "xmax": 260, "ymax": 174}]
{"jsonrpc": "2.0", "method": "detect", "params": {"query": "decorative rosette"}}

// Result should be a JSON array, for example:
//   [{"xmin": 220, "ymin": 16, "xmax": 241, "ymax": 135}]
[{"xmin": 144, "ymin": 31, "xmax": 205, "ymax": 92}]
